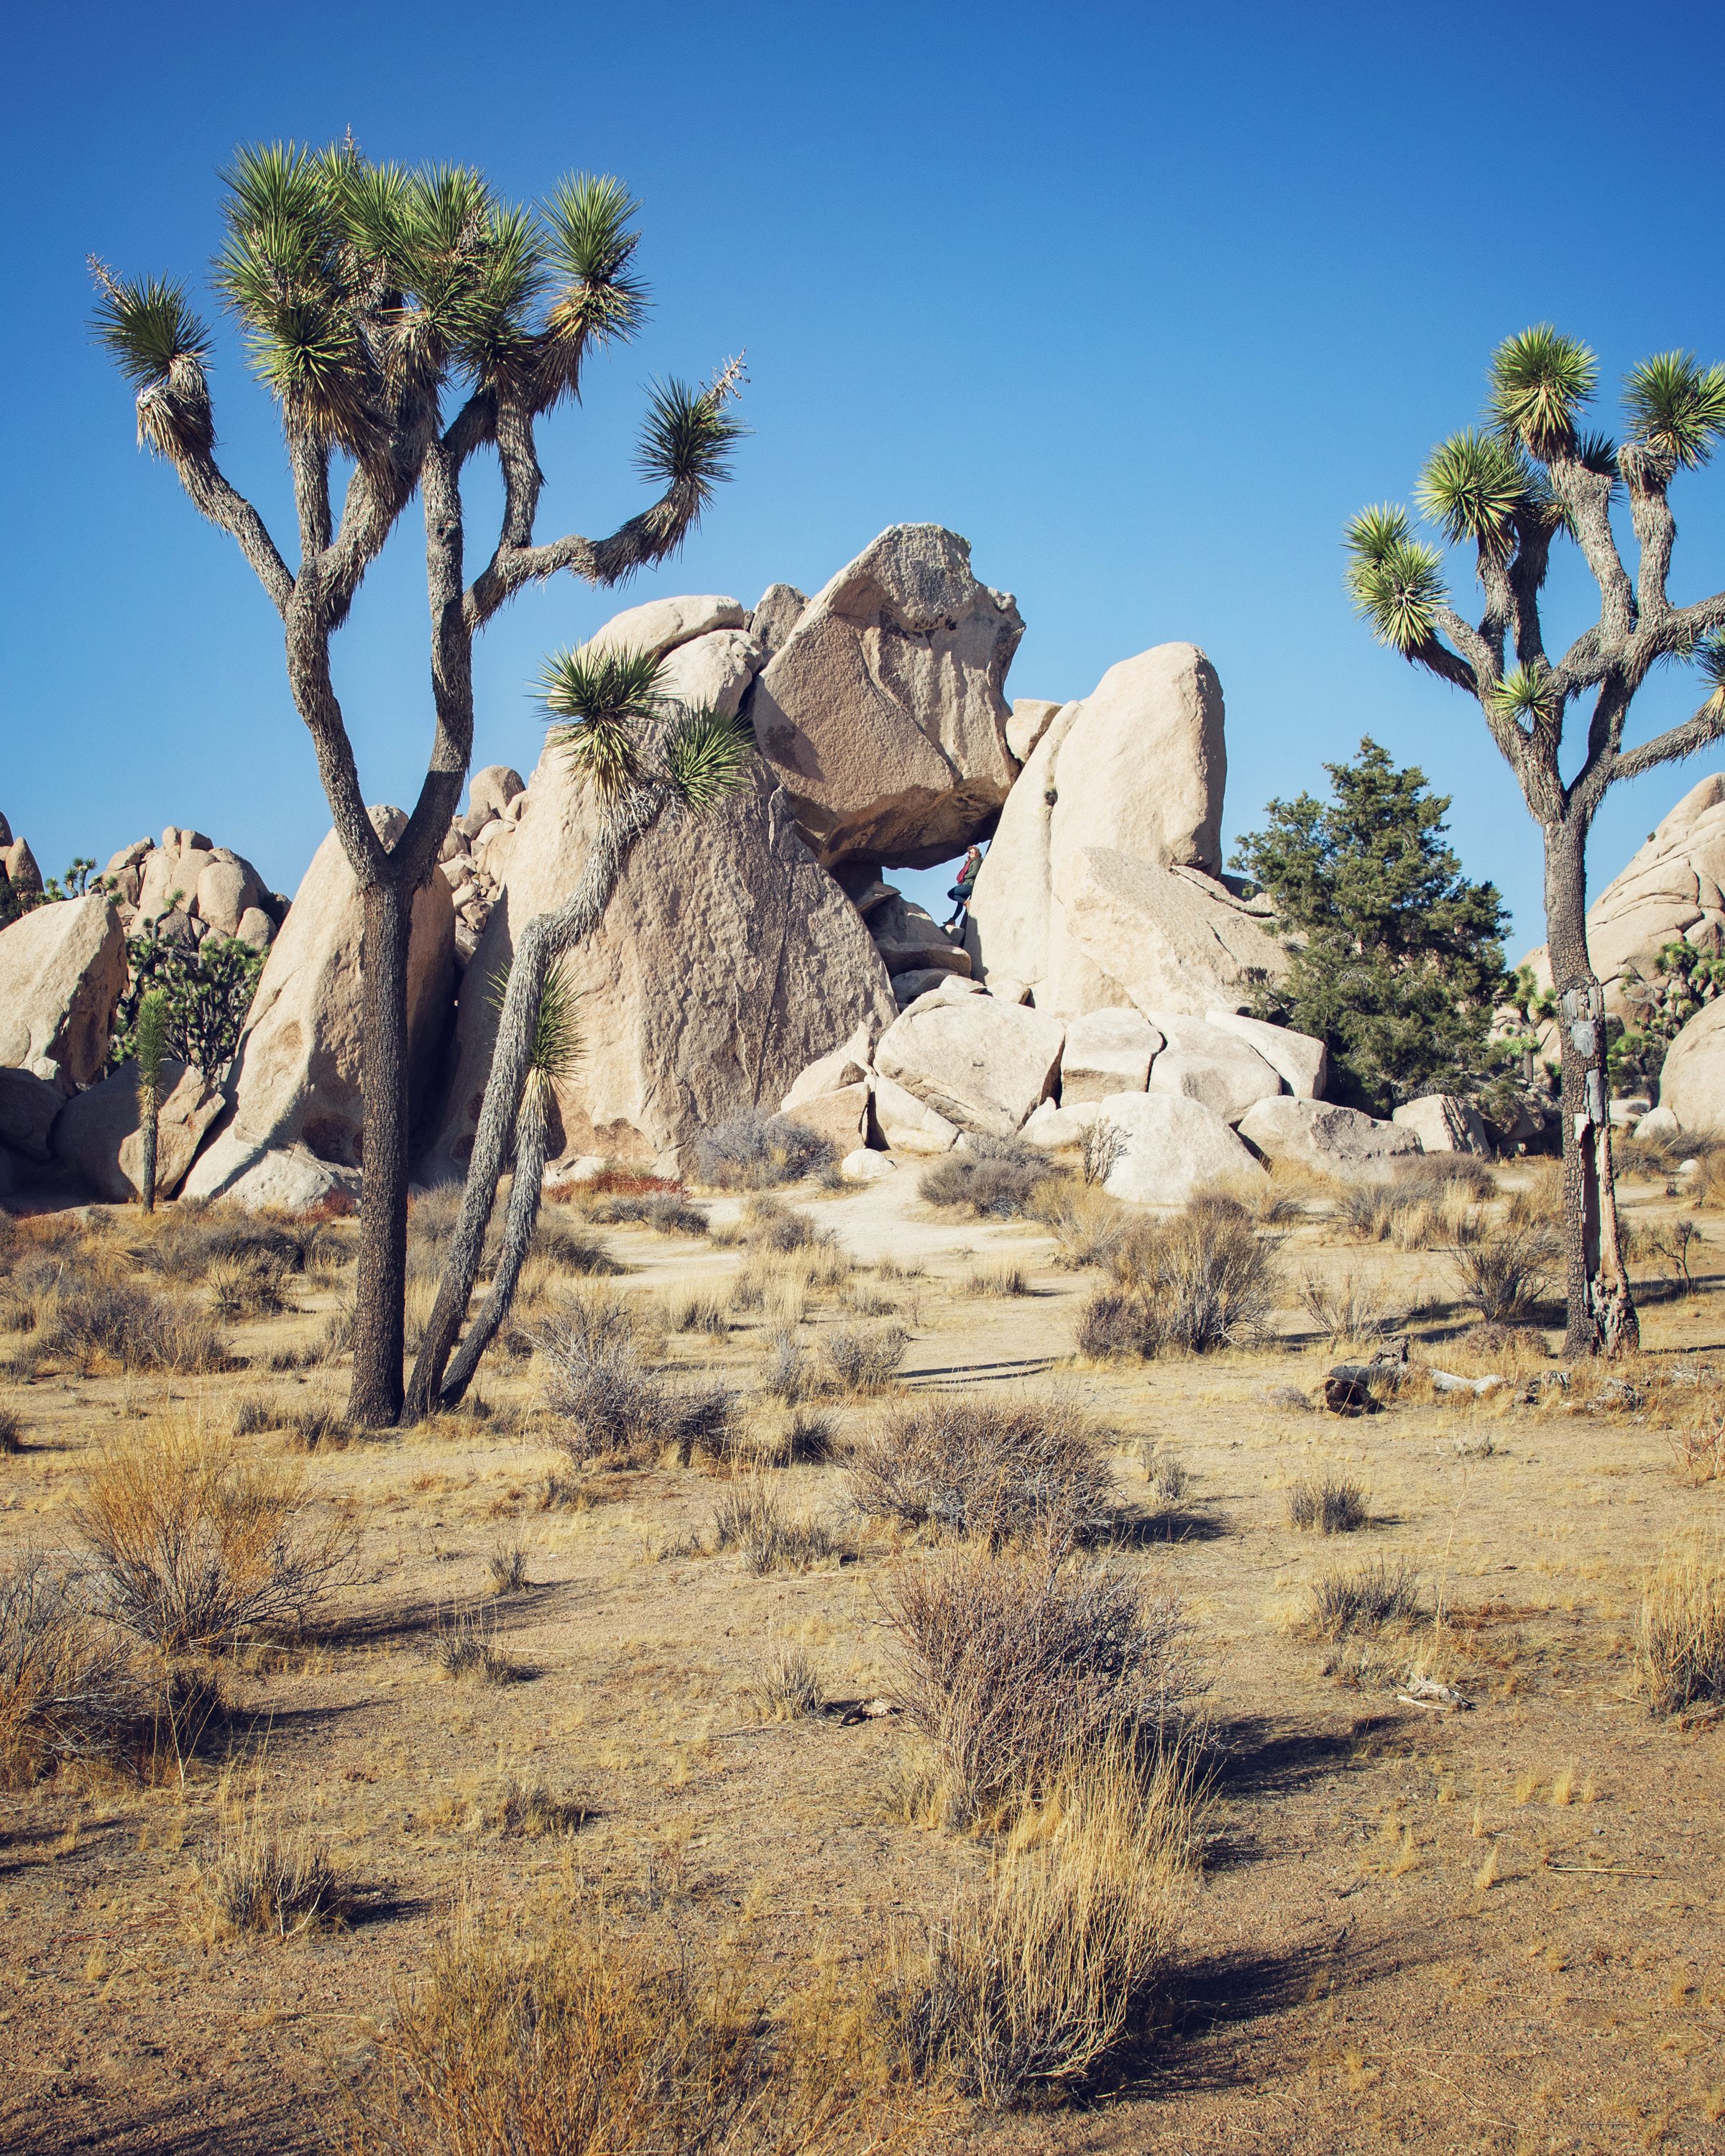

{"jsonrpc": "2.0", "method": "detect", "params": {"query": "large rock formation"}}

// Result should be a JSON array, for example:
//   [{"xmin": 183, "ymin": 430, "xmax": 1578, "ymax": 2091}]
[
  {"xmin": 964, "ymin": 642, "xmax": 1284, "ymax": 1017},
  {"xmin": 0, "ymin": 893, "xmax": 128, "ymax": 1091},
  {"xmin": 873, "ymin": 995, "xmax": 1064, "ymax": 1139},
  {"xmin": 1236, "ymin": 1097, "xmax": 1419, "ymax": 1179},
  {"xmin": 423, "ymin": 739, "xmax": 897, "ymax": 1181},
  {"xmin": 102, "ymin": 826, "xmax": 283, "ymax": 952},
  {"xmin": 51, "ymin": 1059, "xmax": 225, "ymax": 1203},
  {"xmin": 745, "ymin": 525, "xmax": 1024, "ymax": 867},
  {"xmin": 184, "ymin": 808, "xmax": 455, "ymax": 1199},
  {"xmin": 1146, "ymin": 1013, "xmax": 1285, "ymax": 1125},
  {"xmin": 1652, "ymin": 996, "xmax": 1725, "ymax": 1133},
  {"xmin": 1098, "ymin": 1092, "xmax": 1266, "ymax": 1205}
]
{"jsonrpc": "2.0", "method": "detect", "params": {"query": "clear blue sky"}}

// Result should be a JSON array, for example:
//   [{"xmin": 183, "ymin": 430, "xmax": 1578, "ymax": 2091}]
[{"xmin": 5, "ymin": 0, "xmax": 1723, "ymax": 949}]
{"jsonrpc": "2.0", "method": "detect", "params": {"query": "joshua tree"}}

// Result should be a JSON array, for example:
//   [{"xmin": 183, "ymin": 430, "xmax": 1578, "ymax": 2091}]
[
  {"xmin": 407, "ymin": 648, "xmax": 755, "ymax": 1416},
  {"xmin": 91, "ymin": 142, "xmax": 742, "ymax": 1423},
  {"xmin": 434, "ymin": 958, "xmax": 581, "ymax": 1406},
  {"xmin": 1347, "ymin": 328, "xmax": 1725, "ymax": 1355},
  {"xmin": 134, "ymin": 990, "xmax": 170, "ymax": 1215}
]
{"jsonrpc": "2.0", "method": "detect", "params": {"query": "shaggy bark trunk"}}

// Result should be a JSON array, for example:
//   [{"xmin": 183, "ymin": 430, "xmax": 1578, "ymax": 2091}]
[
  {"xmin": 404, "ymin": 784, "xmax": 666, "ymax": 1418},
  {"xmin": 438, "ymin": 1079, "xmax": 552, "ymax": 1409},
  {"xmin": 349, "ymin": 880, "xmax": 413, "ymax": 1424},
  {"xmin": 139, "ymin": 1078, "xmax": 159, "ymax": 1215},
  {"xmin": 1543, "ymin": 818, "xmax": 1638, "ymax": 1359}
]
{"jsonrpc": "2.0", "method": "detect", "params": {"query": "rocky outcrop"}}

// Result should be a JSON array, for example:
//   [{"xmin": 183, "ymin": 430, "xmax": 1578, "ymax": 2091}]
[
  {"xmin": 1146, "ymin": 1013, "xmax": 1285, "ymax": 1125},
  {"xmin": 1007, "ymin": 699, "xmax": 1066, "ymax": 765},
  {"xmin": 745, "ymin": 525, "xmax": 1024, "ymax": 867},
  {"xmin": 1098, "ymin": 1092, "xmax": 1265, "ymax": 1205},
  {"xmin": 0, "ymin": 1067, "xmax": 63, "ymax": 1161},
  {"xmin": 184, "ymin": 807, "xmax": 455, "ymax": 1199},
  {"xmin": 1236, "ymin": 1097, "xmax": 1419, "ymax": 1179},
  {"xmin": 873, "ymin": 997, "xmax": 1064, "ymax": 1140},
  {"xmin": 1651, "ymin": 997, "xmax": 1725, "ymax": 1134},
  {"xmin": 1059, "ymin": 1008, "xmax": 1163, "ymax": 1105},
  {"xmin": 965, "ymin": 642, "xmax": 1282, "ymax": 1018},
  {"xmin": 1392, "ymin": 1095, "xmax": 1491, "ymax": 1155},
  {"xmin": 0, "ymin": 893, "xmax": 128, "ymax": 1091},
  {"xmin": 871, "ymin": 1075, "xmax": 960, "ymax": 1155},
  {"xmin": 1203, "ymin": 1011, "xmax": 1327, "ymax": 1100},
  {"xmin": 102, "ymin": 827, "xmax": 282, "ymax": 952},
  {"xmin": 51, "ymin": 1059, "xmax": 224, "ymax": 1202},
  {"xmin": 423, "ymin": 737, "xmax": 897, "ymax": 1181}
]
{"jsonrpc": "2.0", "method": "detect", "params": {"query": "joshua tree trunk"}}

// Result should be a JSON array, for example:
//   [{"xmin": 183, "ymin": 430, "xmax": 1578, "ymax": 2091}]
[
  {"xmin": 138, "ymin": 1077, "xmax": 160, "ymax": 1215},
  {"xmin": 405, "ymin": 783, "xmax": 667, "ymax": 1419},
  {"xmin": 349, "ymin": 879, "xmax": 416, "ymax": 1424},
  {"xmin": 438, "ymin": 1080, "xmax": 552, "ymax": 1409},
  {"xmin": 1542, "ymin": 817, "xmax": 1637, "ymax": 1359}
]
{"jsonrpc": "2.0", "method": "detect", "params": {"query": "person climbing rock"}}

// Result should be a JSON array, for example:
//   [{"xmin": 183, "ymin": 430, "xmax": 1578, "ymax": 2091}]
[{"xmin": 943, "ymin": 844, "xmax": 983, "ymax": 930}]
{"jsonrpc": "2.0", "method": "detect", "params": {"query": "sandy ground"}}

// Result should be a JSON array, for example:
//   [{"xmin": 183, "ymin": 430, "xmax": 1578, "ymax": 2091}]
[{"xmin": 2, "ymin": 1160, "xmax": 1724, "ymax": 2155}]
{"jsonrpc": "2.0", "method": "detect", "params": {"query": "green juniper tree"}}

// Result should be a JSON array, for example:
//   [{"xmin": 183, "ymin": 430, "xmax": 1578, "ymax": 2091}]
[
  {"xmin": 1233, "ymin": 738, "xmax": 1509, "ymax": 1117},
  {"xmin": 92, "ymin": 142, "xmax": 742, "ymax": 1424},
  {"xmin": 1346, "ymin": 328, "xmax": 1725, "ymax": 1356}
]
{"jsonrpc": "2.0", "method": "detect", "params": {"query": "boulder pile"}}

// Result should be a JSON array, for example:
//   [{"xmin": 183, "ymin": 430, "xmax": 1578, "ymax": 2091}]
[{"xmin": 100, "ymin": 826, "xmax": 286, "ymax": 951}]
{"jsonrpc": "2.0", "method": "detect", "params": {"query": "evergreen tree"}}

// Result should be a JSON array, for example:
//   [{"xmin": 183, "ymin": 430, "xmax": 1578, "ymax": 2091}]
[{"xmin": 1233, "ymin": 738, "xmax": 1509, "ymax": 1116}]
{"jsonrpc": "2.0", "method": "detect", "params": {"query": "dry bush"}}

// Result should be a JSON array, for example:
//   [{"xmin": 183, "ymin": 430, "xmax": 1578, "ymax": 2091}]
[
  {"xmin": 200, "ymin": 1811, "xmax": 348, "ymax": 1939},
  {"xmin": 760, "ymin": 1327, "xmax": 810, "ymax": 1403},
  {"xmin": 919, "ymin": 1138, "xmax": 1054, "ymax": 1219},
  {"xmin": 742, "ymin": 1644, "xmax": 824, "ymax": 1721},
  {"xmin": 1453, "ymin": 1222, "xmax": 1559, "ymax": 1323},
  {"xmin": 487, "ymin": 1545, "xmax": 528, "ymax": 1595},
  {"xmin": 74, "ymin": 1423, "xmax": 354, "ymax": 1654},
  {"xmin": 0, "ymin": 1407, "xmax": 22, "ymax": 1455},
  {"xmin": 821, "ymin": 1325, "xmax": 907, "ymax": 1395},
  {"xmin": 205, "ymin": 1254, "xmax": 288, "ymax": 1319},
  {"xmin": 538, "ymin": 1304, "xmax": 732, "ymax": 1469},
  {"xmin": 694, "ymin": 1110, "xmax": 835, "ymax": 1190},
  {"xmin": 1641, "ymin": 1537, "xmax": 1725, "ymax": 1715},
  {"xmin": 1304, "ymin": 1560, "xmax": 1422, "ymax": 1639},
  {"xmin": 0, "ymin": 1557, "xmax": 139, "ymax": 1787},
  {"xmin": 880, "ymin": 1544, "xmax": 1195, "ymax": 1830},
  {"xmin": 433, "ymin": 1613, "xmax": 521, "ymax": 1685},
  {"xmin": 1453, "ymin": 1321, "xmax": 1548, "ymax": 1360},
  {"xmin": 1297, "ymin": 1268, "xmax": 1402, "ymax": 1347},
  {"xmin": 524, "ymin": 1213, "xmax": 625, "ymax": 1273},
  {"xmin": 1503, "ymin": 1164, "xmax": 1564, "ymax": 1227},
  {"xmin": 1079, "ymin": 1196, "xmax": 1279, "ymax": 1360},
  {"xmin": 740, "ymin": 1196, "xmax": 826, "ymax": 1254},
  {"xmin": 229, "ymin": 1391, "xmax": 279, "ymax": 1438},
  {"xmin": 1287, "ymin": 1474, "xmax": 1368, "ymax": 1534},
  {"xmin": 477, "ymin": 1775, "xmax": 591, "ymax": 1838},
  {"xmin": 13, "ymin": 1277, "xmax": 228, "ymax": 1376},
  {"xmin": 1670, "ymin": 1416, "xmax": 1725, "ymax": 1486},
  {"xmin": 283, "ymin": 1403, "xmax": 351, "ymax": 1452},
  {"xmin": 585, "ymin": 1191, "xmax": 708, "ymax": 1238},
  {"xmin": 1394, "ymin": 1153, "xmax": 1496, "ymax": 1202},
  {"xmin": 134, "ymin": 1205, "xmax": 351, "ymax": 1285},
  {"xmin": 892, "ymin": 1738, "xmax": 1195, "ymax": 2107},
  {"xmin": 668, "ymin": 1291, "xmax": 728, "ymax": 1337},
  {"xmin": 709, "ymin": 1477, "xmax": 837, "ymax": 1573},
  {"xmin": 960, "ymin": 1263, "xmax": 1031, "ymax": 1299},
  {"xmin": 344, "ymin": 1907, "xmax": 913, "ymax": 2156},
  {"xmin": 847, "ymin": 1398, "xmax": 1117, "ymax": 1550}
]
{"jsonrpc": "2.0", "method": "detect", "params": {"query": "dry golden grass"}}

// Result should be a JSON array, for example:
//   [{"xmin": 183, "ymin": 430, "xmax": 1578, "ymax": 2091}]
[{"xmin": 1641, "ymin": 1535, "xmax": 1725, "ymax": 1716}]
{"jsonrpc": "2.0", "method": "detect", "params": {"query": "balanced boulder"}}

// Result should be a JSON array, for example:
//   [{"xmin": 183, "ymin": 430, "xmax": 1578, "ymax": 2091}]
[
  {"xmin": 1059, "ymin": 850, "xmax": 1288, "ymax": 1019},
  {"xmin": 1146, "ymin": 1014, "xmax": 1284, "ymax": 1125},
  {"xmin": 184, "ymin": 807, "xmax": 455, "ymax": 1197},
  {"xmin": 0, "ymin": 893, "xmax": 127, "ymax": 1090},
  {"xmin": 1203, "ymin": 1010, "xmax": 1327, "ymax": 1099},
  {"xmin": 746, "ymin": 525, "xmax": 1024, "ymax": 867}
]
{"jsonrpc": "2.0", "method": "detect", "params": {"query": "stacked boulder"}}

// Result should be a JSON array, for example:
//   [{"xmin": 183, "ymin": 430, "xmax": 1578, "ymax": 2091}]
[
  {"xmin": 439, "ymin": 766, "xmax": 525, "ymax": 967},
  {"xmin": 100, "ymin": 826, "xmax": 285, "ymax": 951}
]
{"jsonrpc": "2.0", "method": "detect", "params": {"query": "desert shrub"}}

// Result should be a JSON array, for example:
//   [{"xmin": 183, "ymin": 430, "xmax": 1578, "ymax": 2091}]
[
  {"xmin": 74, "ymin": 1425, "xmax": 354, "ymax": 1653},
  {"xmin": 538, "ymin": 1309, "xmax": 732, "ymax": 1469},
  {"xmin": 1641, "ymin": 1537, "xmax": 1725, "ymax": 1716},
  {"xmin": 1079, "ymin": 1197, "xmax": 1279, "ymax": 1360},
  {"xmin": 880, "ymin": 1544, "xmax": 1194, "ymax": 1829},
  {"xmin": 741, "ymin": 1195, "xmax": 822, "ymax": 1253},
  {"xmin": 0, "ymin": 1557, "xmax": 139, "ymax": 1787},
  {"xmin": 760, "ymin": 1327, "xmax": 810, "ymax": 1402},
  {"xmin": 143, "ymin": 1207, "xmax": 347, "ymax": 1284},
  {"xmin": 694, "ymin": 1110, "xmax": 835, "ymax": 1189},
  {"xmin": 205, "ymin": 1254, "xmax": 288, "ymax": 1319},
  {"xmin": 1503, "ymin": 1165, "xmax": 1564, "ymax": 1227},
  {"xmin": 345, "ymin": 1909, "xmax": 911, "ymax": 2155},
  {"xmin": 668, "ymin": 1291, "xmax": 728, "ymax": 1337},
  {"xmin": 487, "ymin": 1544, "xmax": 528, "ymax": 1595},
  {"xmin": 229, "ymin": 1390, "xmax": 279, "ymax": 1437},
  {"xmin": 821, "ymin": 1324, "xmax": 907, "ymax": 1395},
  {"xmin": 960, "ymin": 1263, "xmax": 1031, "ymax": 1298},
  {"xmin": 17, "ymin": 1278, "xmax": 227, "ymax": 1376},
  {"xmin": 919, "ymin": 1137, "xmax": 1052, "ymax": 1219},
  {"xmin": 1453, "ymin": 1319, "xmax": 1548, "ymax": 1358},
  {"xmin": 1080, "ymin": 1118, "xmax": 1127, "ymax": 1189},
  {"xmin": 1287, "ymin": 1474, "xmax": 1368, "ymax": 1534},
  {"xmin": 783, "ymin": 1408, "xmax": 838, "ymax": 1464},
  {"xmin": 477, "ymin": 1776, "xmax": 591, "ymax": 1838},
  {"xmin": 1670, "ymin": 1417, "xmax": 1725, "ymax": 1487},
  {"xmin": 584, "ymin": 1192, "xmax": 707, "ymax": 1238},
  {"xmin": 433, "ymin": 1613, "xmax": 520, "ymax": 1685},
  {"xmin": 1453, "ymin": 1222, "xmax": 1558, "ymax": 1323},
  {"xmin": 1141, "ymin": 1452, "xmax": 1192, "ymax": 1513},
  {"xmin": 1297, "ymin": 1268, "xmax": 1402, "ymax": 1347},
  {"xmin": 742, "ymin": 1644, "xmax": 824, "ymax": 1722},
  {"xmin": 709, "ymin": 1476, "xmax": 837, "ymax": 1573},
  {"xmin": 847, "ymin": 1398, "xmax": 1116, "ymax": 1550},
  {"xmin": 893, "ymin": 1739, "xmax": 1194, "ymax": 2107},
  {"xmin": 282, "ymin": 1404, "xmax": 350, "ymax": 1452},
  {"xmin": 1394, "ymin": 1152, "xmax": 1495, "ymax": 1199},
  {"xmin": 525, "ymin": 1215, "xmax": 622, "ymax": 1273},
  {"xmin": 0, "ymin": 1408, "xmax": 22, "ymax": 1454},
  {"xmin": 199, "ymin": 1814, "xmax": 347, "ymax": 1939},
  {"xmin": 1304, "ymin": 1560, "xmax": 1422, "ymax": 1639}
]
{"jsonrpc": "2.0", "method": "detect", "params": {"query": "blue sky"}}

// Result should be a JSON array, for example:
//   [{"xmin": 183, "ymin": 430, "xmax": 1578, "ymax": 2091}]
[{"xmin": 4, "ymin": 0, "xmax": 1723, "ymax": 949}]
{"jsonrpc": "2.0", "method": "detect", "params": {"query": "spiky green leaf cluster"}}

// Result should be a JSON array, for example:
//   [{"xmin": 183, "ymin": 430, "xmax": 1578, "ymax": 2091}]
[
  {"xmin": 487, "ymin": 959, "xmax": 581, "ymax": 1090},
  {"xmin": 1416, "ymin": 429, "xmax": 1536, "ymax": 557},
  {"xmin": 663, "ymin": 706, "xmax": 756, "ymax": 813},
  {"xmin": 635, "ymin": 372, "xmax": 748, "ymax": 508},
  {"xmin": 1344, "ymin": 506, "xmax": 1447, "ymax": 652},
  {"xmin": 1697, "ymin": 635, "xmax": 1725, "ymax": 713},
  {"xmin": 134, "ymin": 989, "xmax": 170, "ymax": 1095},
  {"xmin": 1489, "ymin": 661, "xmax": 1558, "ymax": 730},
  {"xmin": 540, "ymin": 645, "xmax": 665, "ymax": 800},
  {"xmin": 1486, "ymin": 325, "xmax": 1598, "ymax": 457},
  {"xmin": 90, "ymin": 270, "xmax": 213, "ymax": 390},
  {"xmin": 1624, "ymin": 351, "xmax": 1725, "ymax": 472},
  {"xmin": 543, "ymin": 175, "xmax": 647, "ymax": 363}
]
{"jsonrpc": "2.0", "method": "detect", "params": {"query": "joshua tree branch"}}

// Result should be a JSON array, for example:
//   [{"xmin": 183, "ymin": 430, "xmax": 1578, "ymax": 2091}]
[
  {"xmin": 1609, "ymin": 704, "xmax": 1725, "ymax": 786},
  {"xmin": 1622, "ymin": 456, "xmax": 1677, "ymax": 623},
  {"xmin": 165, "ymin": 443, "xmax": 296, "ymax": 614},
  {"xmin": 1548, "ymin": 451, "xmax": 1636, "ymax": 642},
  {"xmin": 466, "ymin": 481, "xmax": 707, "ymax": 629}
]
